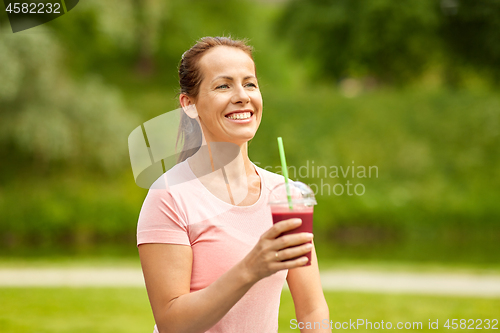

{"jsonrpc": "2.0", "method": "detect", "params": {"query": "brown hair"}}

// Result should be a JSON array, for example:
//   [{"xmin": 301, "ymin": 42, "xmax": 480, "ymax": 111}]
[{"xmin": 176, "ymin": 37, "xmax": 254, "ymax": 163}]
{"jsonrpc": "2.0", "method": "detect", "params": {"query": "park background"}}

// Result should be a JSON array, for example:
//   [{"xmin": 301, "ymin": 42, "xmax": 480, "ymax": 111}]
[{"xmin": 0, "ymin": 0, "xmax": 499, "ymax": 332}]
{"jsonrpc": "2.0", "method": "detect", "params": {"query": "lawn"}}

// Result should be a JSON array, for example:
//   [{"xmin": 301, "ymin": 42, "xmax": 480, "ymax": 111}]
[
  {"xmin": 0, "ymin": 287, "xmax": 498, "ymax": 332},
  {"xmin": 280, "ymin": 291, "xmax": 500, "ymax": 332}
]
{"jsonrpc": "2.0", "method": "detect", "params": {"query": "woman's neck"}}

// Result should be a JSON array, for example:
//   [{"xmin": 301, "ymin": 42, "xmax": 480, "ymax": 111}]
[
  {"xmin": 187, "ymin": 140, "xmax": 259, "ymax": 206},
  {"xmin": 188, "ymin": 141, "xmax": 254, "ymax": 175}
]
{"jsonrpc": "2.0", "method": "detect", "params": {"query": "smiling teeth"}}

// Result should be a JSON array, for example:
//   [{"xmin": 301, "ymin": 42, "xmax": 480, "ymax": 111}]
[{"xmin": 227, "ymin": 112, "xmax": 251, "ymax": 120}]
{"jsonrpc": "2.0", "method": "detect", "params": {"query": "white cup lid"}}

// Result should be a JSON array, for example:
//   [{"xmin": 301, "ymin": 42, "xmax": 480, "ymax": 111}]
[{"xmin": 268, "ymin": 181, "xmax": 317, "ymax": 206}]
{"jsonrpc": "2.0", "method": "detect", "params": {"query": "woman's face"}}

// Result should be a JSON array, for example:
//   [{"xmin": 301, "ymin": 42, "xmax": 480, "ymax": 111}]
[{"xmin": 193, "ymin": 46, "xmax": 263, "ymax": 145}]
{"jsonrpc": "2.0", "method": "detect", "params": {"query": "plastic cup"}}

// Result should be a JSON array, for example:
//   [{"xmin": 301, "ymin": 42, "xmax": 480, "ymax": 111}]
[{"xmin": 268, "ymin": 181, "xmax": 317, "ymax": 266}]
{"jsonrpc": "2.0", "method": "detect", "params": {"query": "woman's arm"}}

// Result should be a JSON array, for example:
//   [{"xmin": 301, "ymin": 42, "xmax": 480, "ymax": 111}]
[
  {"xmin": 139, "ymin": 218, "xmax": 314, "ymax": 333},
  {"xmin": 287, "ymin": 241, "xmax": 332, "ymax": 332}
]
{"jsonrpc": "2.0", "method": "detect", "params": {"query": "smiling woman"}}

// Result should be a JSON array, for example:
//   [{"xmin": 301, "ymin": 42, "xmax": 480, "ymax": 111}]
[{"xmin": 137, "ymin": 37, "xmax": 330, "ymax": 333}]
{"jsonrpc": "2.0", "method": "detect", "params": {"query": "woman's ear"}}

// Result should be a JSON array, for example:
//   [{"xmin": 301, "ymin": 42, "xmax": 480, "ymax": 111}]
[{"xmin": 179, "ymin": 94, "xmax": 198, "ymax": 119}]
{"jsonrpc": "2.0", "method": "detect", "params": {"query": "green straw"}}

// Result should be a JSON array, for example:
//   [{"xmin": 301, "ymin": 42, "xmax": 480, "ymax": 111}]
[{"xmin": 277, "ymin": 137, "xmax": 293, "ymax": 210}]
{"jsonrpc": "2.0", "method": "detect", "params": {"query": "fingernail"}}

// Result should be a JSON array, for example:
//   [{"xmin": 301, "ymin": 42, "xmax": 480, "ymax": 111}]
[
  {"xmin": 305, "ymin": 243, "xmax": 313, "ymax": 249},
  {"xmin": 293, "ymin": 219, "xmax": 302, "ymax": 224}
]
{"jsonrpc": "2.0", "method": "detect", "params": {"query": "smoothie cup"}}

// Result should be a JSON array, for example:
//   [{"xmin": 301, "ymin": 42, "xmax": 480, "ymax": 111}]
[{"xmin": 268, "ymin": 181, "xmax": 317, "ymax": 266}]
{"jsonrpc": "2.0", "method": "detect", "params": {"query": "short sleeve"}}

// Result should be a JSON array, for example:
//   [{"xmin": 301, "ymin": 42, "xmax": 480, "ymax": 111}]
[{"xmin": 137, "ymin": 188, "xmax": 190, "ymax": 246}]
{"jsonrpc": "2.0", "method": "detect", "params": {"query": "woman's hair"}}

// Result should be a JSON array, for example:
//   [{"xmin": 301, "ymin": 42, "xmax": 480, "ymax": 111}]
[{"xmin": 176, "ymin": 36, "xmax": 254, "ymax": 163}]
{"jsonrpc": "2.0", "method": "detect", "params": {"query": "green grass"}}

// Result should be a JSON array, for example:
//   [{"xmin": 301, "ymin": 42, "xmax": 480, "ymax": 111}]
[
  {"xmin": 0, "ymin": 288, "xmax": 154, "ymax": 333},
  {"xmin": 0, "ymin": 288, "xmax": 498, "ymax": 332},
  {"xmin": 279, "ymin": 291, "xmax": 500, "ymax": 332}
]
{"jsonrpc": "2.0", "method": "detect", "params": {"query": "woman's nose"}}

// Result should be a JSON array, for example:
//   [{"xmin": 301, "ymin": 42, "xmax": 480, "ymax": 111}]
[{"xmin": 231, "ymin": 85, "xmax": 250, "ymax": 104}]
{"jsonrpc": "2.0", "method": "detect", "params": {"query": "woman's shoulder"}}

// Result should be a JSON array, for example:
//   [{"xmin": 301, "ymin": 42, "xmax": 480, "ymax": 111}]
[
  {"xmin": 143, "ymin": 160, "xmax": 203, "ymax": 207},
  {"xmin": 141, "ymin": 160, "xmax": 201, "ymax": 214},
  {"xmin": 146, "ymin": 160, "xmax": 193, "ymax": 189}
]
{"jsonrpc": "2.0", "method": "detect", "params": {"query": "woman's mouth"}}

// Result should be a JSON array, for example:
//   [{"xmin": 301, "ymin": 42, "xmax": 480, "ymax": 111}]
[
  {"xmin": 226, "ymin": 111, "xmax": 252, "ymax": 120},
  {"xmin": 225, "ymin": 111, "xmax": 253, "ymax": 121}
]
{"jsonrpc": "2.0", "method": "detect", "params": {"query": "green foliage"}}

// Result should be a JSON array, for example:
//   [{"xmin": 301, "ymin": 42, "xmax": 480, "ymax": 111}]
[
  {"xmin": 0, "ymin": 171, "xmax": 143, "ymax": 254},
  {"xmin": 277, "ymin": 0, "xmax": 500, "ymax": 85},
  {"xmin": 276, "ymin": 0, "xmax": 440, "ymax": 83},
  {"xmin": 49, "ymin": 0, "xmax": 164, "ymax": 77},
  {"xmin": 50, "ymin": 0, "xmax": 260, "ymax": 85},
  {"xmin": 440, "ymin": 0, "xmax": 500, "ymax": 84},
  {"xmin": 0, "ymin": 26, "xmax": 137, "ymax": 171}
]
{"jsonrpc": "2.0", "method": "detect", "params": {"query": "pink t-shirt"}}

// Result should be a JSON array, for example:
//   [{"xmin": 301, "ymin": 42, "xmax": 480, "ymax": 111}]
[{"xmin": 137, "ymin": 159, "xmax": 288, "ymax": 333}]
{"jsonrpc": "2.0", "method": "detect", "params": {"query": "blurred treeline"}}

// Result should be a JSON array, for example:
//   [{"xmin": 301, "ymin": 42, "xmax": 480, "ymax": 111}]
[{"xmin": 0, "ymin": 0, "xmax": 498, "ymax": 263}]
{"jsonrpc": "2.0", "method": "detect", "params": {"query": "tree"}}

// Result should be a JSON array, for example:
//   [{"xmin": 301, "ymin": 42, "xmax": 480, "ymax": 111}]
[
  {"xmin": 276, "ymin": 0, "xmax": 440, "ymax": 84},
  {"xmin": 0, "ymin": 25, "xmax": 137, "ymax": 172},
  {"xmin": 440, "ymin": 0, "xmax": 500, "ymax": 85}
]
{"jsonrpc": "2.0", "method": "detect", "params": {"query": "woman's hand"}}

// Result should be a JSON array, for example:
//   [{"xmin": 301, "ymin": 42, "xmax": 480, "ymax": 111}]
[{"xmin": 240, "ymin": 218, "xmax": 314, "ymax": 283}]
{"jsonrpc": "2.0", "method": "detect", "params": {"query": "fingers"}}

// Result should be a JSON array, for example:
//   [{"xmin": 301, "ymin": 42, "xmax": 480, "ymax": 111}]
[
  {"xmin": 247, "ymin": 219, "xmax": 314, "ymax": 280},
  {"xmin": 274, "ymin": 256, "xmax": 310, "ymax": 269},
  {"xmin": 263, "ymin": 218, "xmax": 302, "ymax": 239},
  {"xmin": 276, "ymin": 242, "xmax": 313, "ymax": 261},
  {"xmin": 274, "ymin": 231, "xmax": 313, "ymax": 251}
]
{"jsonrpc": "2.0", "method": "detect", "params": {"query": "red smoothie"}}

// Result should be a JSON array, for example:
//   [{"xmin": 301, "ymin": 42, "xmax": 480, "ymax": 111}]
[{"xmin": 271, "ymin": 208, "xmax": 313, "ymax": 266}]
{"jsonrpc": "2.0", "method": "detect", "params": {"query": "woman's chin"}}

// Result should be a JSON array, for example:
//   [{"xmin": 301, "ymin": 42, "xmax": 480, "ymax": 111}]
[
  {"xmin": 222, "ymin": 125, "xmax": 258, "ymax": 144},
  {"xmin": 228, "ymin": 132, "xmax": 257, "ymax": 145}
]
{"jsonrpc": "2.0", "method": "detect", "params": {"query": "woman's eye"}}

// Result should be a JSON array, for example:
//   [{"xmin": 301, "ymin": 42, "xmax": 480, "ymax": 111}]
[
  {"xmin": 216, "ymin": 84, "xmax": 229, "ymax": 89},
  {"xmin": 245, "ymin": 82, "xmax": 257, "ymax": 88}
]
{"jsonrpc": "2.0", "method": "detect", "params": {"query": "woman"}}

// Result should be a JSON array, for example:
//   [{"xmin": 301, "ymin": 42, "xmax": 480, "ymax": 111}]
[{"xmin": 138, "ymin": 37, "xmax": 331, "ymax": 333}]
